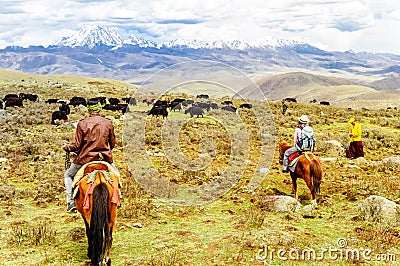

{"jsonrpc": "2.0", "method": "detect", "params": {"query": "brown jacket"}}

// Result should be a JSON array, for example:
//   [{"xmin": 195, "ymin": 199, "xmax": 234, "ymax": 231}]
[{"xmin": 64, "ymin": 113, "xmax": 116, "ymax": 165}]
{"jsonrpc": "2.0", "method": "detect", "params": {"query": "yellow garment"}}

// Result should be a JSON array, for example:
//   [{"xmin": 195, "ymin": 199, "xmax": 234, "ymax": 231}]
[
  {"xmin": 87, "ymin": 102, "xmax": 102, "ymax": 113},
  {"xmin": 349, "ymin": 122, "xmax": 362, "ymax": 142}
]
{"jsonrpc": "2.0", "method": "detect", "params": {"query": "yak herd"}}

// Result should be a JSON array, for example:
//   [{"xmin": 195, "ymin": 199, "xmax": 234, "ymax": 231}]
[
  {"xmin": 146, "ymin": 95, "xmax": 253, "ymax": 119},
  {"xmin": 0, "ymin": 92, "xmax": 253, "ymax": 125},
  {"xmin": 0, "ymin": 93, "xmax": 134, "ymax": 124}
]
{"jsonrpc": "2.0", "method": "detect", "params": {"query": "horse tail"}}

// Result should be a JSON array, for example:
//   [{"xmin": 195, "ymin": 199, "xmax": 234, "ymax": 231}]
[
  {"xmin": 90, "ymin": 182, "xmax": 110, "ymax": 264},
  {"xmin": 310, "ymin": 158, "xmax": 322, "ymax": 195}
]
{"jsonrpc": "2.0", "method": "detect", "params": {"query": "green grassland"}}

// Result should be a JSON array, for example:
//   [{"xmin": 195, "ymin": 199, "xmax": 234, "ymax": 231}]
[{"xmin": 0, "ymin": 71, "xmax": 399, "ymax": 265}]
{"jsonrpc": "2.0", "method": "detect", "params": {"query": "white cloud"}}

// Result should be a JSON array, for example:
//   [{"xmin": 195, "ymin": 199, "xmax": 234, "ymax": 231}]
[{"xmin": 0, "ymin": 0, "xmax": 398, "ymax": 53}]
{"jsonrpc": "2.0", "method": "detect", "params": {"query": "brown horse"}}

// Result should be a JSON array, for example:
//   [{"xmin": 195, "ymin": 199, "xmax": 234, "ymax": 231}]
[
  {"xmin": 74, "ymin": 163, "xmax": 120, "ymax": 265},
  {"xmin": 278, "ymin": 141, "xmax": 322, "ymax": 207}
]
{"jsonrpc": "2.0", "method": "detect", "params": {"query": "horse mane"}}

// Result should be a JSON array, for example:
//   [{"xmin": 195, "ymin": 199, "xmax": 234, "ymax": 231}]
[{"xmin": 278, "ymin": 141, "xmax": 291, "ymax": 154}]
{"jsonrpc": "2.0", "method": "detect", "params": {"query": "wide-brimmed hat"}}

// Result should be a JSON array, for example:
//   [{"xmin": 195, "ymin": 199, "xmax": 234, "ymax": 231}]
[
  {"xmin": 348, "ymin": 117, "xmax": 355, "ymax": 123},
  {"xmin": 298, "ymin": 115, "xmax": 310, "ymax": 124}
]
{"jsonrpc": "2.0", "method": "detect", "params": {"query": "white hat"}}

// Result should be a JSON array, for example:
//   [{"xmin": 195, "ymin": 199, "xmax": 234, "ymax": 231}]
[{"xmin": 298, "ymin": 115, "xmax": 310, "ymax": 124}]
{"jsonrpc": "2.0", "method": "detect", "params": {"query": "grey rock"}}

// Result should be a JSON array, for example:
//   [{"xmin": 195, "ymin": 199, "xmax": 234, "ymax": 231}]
[
  {"xmin": 358, "ymin": 195, "xmax": 399, "ymax": 223},
  {"xmin": 260, "ymin": 195, "xmax": 301, "ymax": 213}
]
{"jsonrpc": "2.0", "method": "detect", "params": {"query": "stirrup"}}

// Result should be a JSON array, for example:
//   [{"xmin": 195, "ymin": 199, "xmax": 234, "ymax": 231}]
[{"xmin": 67, "ymin": 202, "xmax": 77, "ymax": 213}]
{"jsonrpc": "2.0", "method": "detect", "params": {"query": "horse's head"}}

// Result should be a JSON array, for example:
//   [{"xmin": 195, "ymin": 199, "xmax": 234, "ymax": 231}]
[{"xmin": 278, "ymin": 141, "xmax": 291, "ymax": 163}]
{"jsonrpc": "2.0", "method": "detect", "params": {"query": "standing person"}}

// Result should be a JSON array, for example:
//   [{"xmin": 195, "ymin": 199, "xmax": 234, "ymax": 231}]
[
  {"xmin": 62, "ymin": 98, "xmax": 119, "ymax": 213},
  {"xmin": 282, "ymin": 99, "xmax": 288, "ymax": 115},
  {"xmin": 347, "ymin": 117, "xmax": 364, "ymax": 159},
  {"xmin": 282, "ymin": 115, "xmax": 315, "ymax": 173}
]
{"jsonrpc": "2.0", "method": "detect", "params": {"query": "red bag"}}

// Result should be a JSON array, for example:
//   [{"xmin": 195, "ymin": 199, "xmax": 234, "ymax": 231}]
[{"xmin": 288, "ymin": 152, "xmax": 300, "ymax": 161}]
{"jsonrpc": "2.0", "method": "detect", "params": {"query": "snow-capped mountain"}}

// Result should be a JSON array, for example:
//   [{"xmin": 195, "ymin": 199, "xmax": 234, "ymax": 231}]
[
  {"xmin": 141, "ymin": 37, "xmax": 303, "ymax": 50},
  {"xmin": 126, "ymin": 35, "xmax": 157, "ymax": 48},
  {"xmin": 55, "ymin": 24, "xmax": 303, "ymax": 50},
  {"xmin": 57, "ymin": 24, "xmax": 124, "ymax": 48},
  {"xmin": 160, "ymin": 39, "xmax": 252, "ymax": 50}
]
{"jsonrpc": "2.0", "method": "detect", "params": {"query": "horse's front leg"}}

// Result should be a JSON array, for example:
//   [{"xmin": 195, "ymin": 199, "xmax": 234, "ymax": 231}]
[{"xmin": 291, "ymin": 175, "xmax": 298, "ymax": 200}]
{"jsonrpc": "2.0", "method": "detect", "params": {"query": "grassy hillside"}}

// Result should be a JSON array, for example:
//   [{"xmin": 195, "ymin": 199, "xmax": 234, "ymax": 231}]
[
  {"xmin": 0, "ymin": 72, "xmax": 399, "ymax": 265},
  {"xmin": 0, "ymin": 69, "xmax": 136, "ymax": 96},
  {"xmin": 237, "ymin": 72, "xmax": 400, "ymax": 110}
]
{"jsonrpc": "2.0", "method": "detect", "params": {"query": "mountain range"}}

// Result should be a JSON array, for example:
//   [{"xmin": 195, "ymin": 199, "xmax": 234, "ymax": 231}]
[{"xmin": 1, "ymin": 24, "xmax": 400, "ymax": 101}]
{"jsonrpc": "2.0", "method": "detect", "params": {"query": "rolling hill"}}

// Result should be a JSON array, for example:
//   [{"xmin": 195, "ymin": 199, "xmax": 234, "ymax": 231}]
[{"xmin": 235, "ymin": 72, "xmax": 400, "ymax": 109}]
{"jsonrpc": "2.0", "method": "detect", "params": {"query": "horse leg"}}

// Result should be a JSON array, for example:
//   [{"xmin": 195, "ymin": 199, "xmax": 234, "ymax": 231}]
[
  {"xmin": 105, "ymin": 204, "xmax": 116, "ymax": 264},
  {"xmin": 291, "ymin": 175, "xmax": 298, "ymax": 200},
  {"xmin": 310, "ymin": 184, "xmax": 318, "ymax": 208},
  {"xmin": 104, "ymin": 229, "xmax": 113, "ymax": 265},
  {"xmin": 84, "ymin": 218, "xmax": 93, "ymax": 260},
  {"xmin": 304, "ymin": 173, "xmax": 318, "ymax": 208}
]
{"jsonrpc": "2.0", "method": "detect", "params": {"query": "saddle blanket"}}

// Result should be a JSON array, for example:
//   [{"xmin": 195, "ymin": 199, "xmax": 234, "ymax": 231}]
[
  {"xmin": 72, "ymin": 161, "xmax": 122, "ymax": 208},
  {"xmin": 288, "ymin": 152, "xmax": 313, "ymax": 172}
]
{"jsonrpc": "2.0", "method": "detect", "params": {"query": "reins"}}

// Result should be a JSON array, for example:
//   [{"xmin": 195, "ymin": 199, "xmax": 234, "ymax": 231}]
[{"xmin": 65, "ymin": 151, "xmax": 71, "ymax": 170}]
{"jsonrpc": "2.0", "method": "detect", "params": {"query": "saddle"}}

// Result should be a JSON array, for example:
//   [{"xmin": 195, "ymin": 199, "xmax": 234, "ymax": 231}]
[
  {"xmin": 288, "ymin": 151, "xmax": 313, "ymax": 167},
  {"xmin": 72, "ymin": 161, "xmax": 121, "ymax": 188},
  {"xmin": 72, "ymin": 161, "xmax": 121, "ymax": 208}
]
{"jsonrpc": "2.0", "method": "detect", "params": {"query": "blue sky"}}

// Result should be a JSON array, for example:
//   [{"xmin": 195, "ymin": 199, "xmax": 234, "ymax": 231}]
[{"xmin": 0, "ymin": 0, "xmax": 399, "ymax": 54}]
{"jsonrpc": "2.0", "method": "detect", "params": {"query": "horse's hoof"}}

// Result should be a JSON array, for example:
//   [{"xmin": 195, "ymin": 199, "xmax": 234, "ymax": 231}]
[{"xmin": 311, "ymin": 200, "xmax": 318, "ymax": 208}]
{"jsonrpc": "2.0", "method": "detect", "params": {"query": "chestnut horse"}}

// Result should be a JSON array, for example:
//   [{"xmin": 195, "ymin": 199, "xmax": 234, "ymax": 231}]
[
  {"xmin": 74, "ymin": 163, "xmax": 120, "ymax": 265},
  {"xmin": 278, "ymin": 141, "xmax": 322, "ymax": 207}
]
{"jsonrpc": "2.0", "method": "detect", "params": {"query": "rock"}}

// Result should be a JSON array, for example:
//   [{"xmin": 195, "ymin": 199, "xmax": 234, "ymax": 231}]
[
  {"xmin": 353, "ymin": 157, "xmax": 368, "ymax": 166},
  {"xmin": 132, "ymin": 222, "xmax": 143, "ymax": 228},
  {"xmin": 358, "ymin": 195, "xmax": 399, "ymax": 223},
  {"xmin": 260, "ymin": 168, "xmax": 270, "ymax": 174},
  {"xmin": 302, "ymin": 204, "xmax": 314, "ymax": 214},
  {"xmin": 0, "ymin": 184, "xmax": 16, "ymax": 200},
  {"xmin": 321, "ymin": 140, "xmax": 346, "ymax": 157},
  {"xmin": 374, "ymin": 156, "xmax": 400, "ymax": 170},
  {"xmin": 0, "ymin": 110, "xmax": 8, "ymax": 119},
  {"xmin": 260, "ymin": 195, "xmax": 301, "ymax": 213}
]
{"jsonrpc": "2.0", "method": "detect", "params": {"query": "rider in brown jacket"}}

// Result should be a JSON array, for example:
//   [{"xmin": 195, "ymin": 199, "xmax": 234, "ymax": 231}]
[{"xmin": 62, "ymin": 98, "xmax": 119, "ymax": 212}]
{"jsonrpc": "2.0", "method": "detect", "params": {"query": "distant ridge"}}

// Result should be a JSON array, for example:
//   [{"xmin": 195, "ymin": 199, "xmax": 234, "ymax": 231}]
[
  {"xmin": 234, "ymin": 71, "xmax": 398, "ymax": 110},
  {"xmin": 370, "ymin": 76, "xmax": 400, "ymax": 90},
  {"xmin": 236, "ymin": 72, "xmax": 359, "ymax": 100}
]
